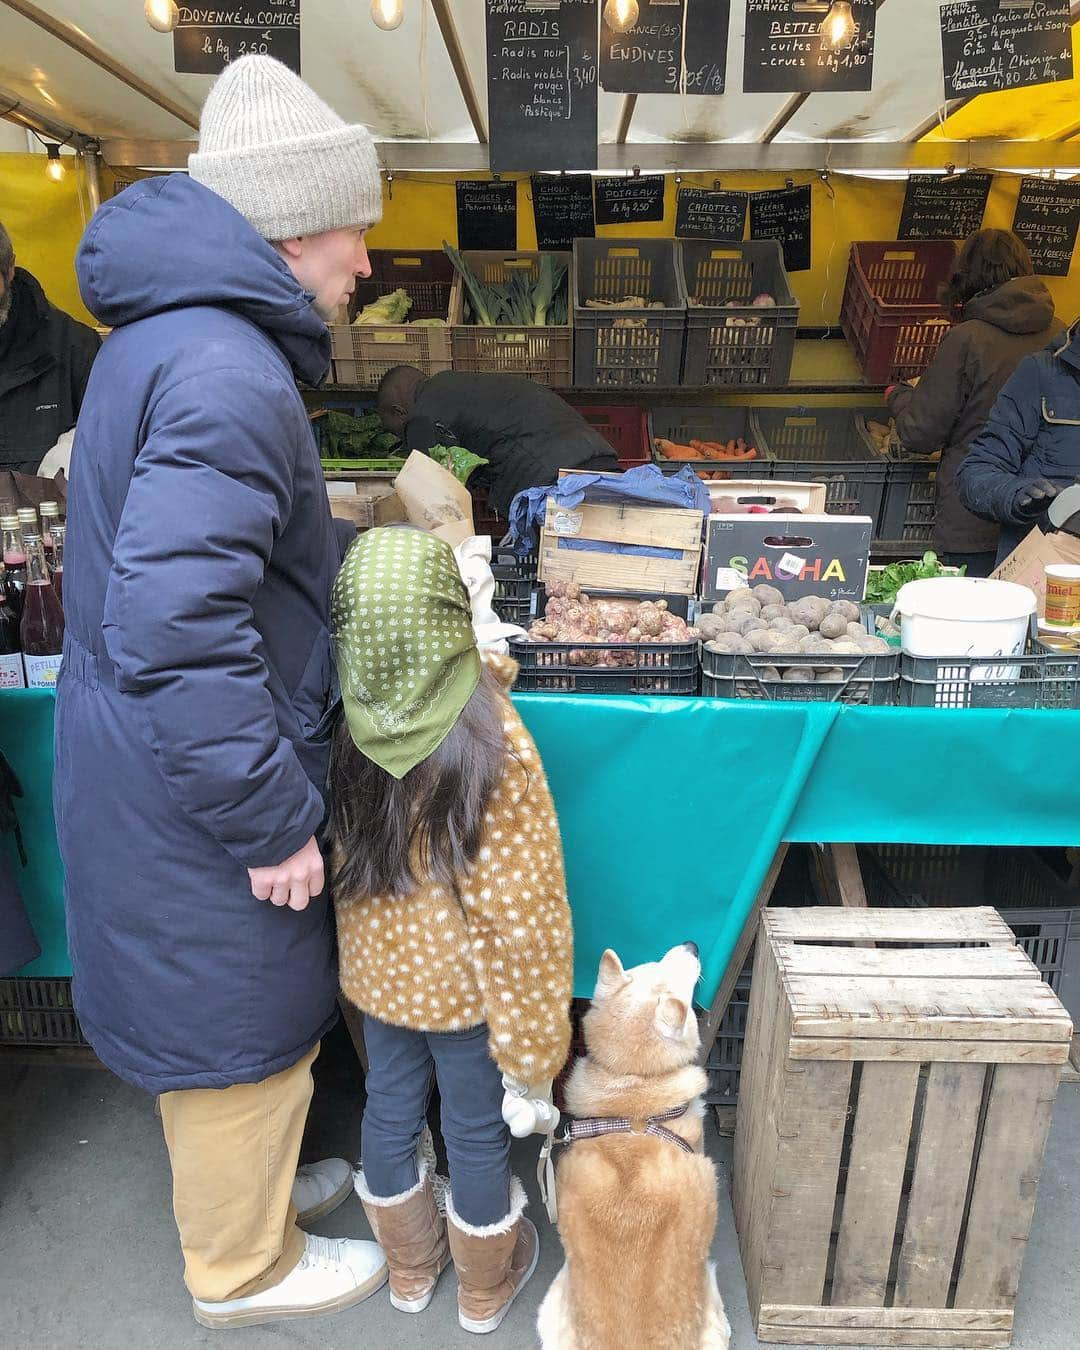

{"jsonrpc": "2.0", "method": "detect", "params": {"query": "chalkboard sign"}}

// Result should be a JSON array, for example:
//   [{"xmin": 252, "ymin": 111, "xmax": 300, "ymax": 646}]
[
  {"xmin": 531, "ymin": 174, "xmax": 595, "ymax": 250},
  {"xmin": 1012, "ymin": 176, "xmax": 1080, "ymax": 277},
  {"xmin": 594, "ymin": 175, "xmax": 666, "ymax": 225},
  {"xmin": 898, "ymin": 173, "xmax": 992, "ymax": 241},
  {"xmin": 749, "ymin": 184, "xmax": 812, "ymax": 272},
  {"xmin": 486, "ymin": 0, "xmax": 598, "ymax": 174},
  {"xmin": 675, "ymin": 188, "xmax": 747, "ymax": 242},
  {"xmin": 456, "ymin": 181, "xmax": 518, "ymax": 252},
  {"xmin": 743, "ymin": 0, "xmax": 876, "ymax": 93},
  {"xmin": 600, "ymin": 0, "xmax": 729, "ymax": 95},
  {"xmin": 940, "ymin": 1, "xmax": 1073, "ymax": 99},
  {"xmin": 174, "ymin": 1, "xmax": 301, "ymax": 75}
]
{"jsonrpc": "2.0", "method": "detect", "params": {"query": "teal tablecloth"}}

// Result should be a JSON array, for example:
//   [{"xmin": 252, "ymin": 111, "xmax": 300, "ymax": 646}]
[{"xmin": 6, "ymin": 689, "xmax": 1080, "ymax": 1004}]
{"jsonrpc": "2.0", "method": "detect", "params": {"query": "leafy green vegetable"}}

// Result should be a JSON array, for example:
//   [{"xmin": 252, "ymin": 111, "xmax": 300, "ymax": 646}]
[
  {"xmin": 863, "ymin": 551, "xmax": 965, "ymax": 605},
  {"xmin": 353, "ymin": 288, "xmax": 413, "ymax": 325},
  {"xmin": 427, "ymin": 443, "xmax": 489, "ymax": 484},
  {"xmin": 442, "ymin": 242, "xmax": 568, "ymax": 328},
  {"xmin": 317, "ymin": 409, "xmax": 402, "ymax": 460}
]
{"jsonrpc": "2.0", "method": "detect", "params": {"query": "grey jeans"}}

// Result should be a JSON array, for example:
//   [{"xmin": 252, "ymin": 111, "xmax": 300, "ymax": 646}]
[{"xmin": 361, "ymin": 1015, "xmax": 512, "ymax": 1227}]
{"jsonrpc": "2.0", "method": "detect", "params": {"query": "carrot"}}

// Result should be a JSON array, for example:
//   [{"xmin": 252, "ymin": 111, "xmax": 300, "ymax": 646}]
[{"xmin": 655, "ymin": 438, "xmax": 706, "ymax": 461}]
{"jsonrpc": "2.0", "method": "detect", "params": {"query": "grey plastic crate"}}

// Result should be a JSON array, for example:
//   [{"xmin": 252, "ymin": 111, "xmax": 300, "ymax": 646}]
[
  {"xmin": 573, "ymin": 239, "xmax": 686, "ymax": 388},
  {"xmin": 679, "ymin": 240, "xmax": 798, "ymax": 388},
  {"xmin": 647, "ymin": 404, "xmax": 767, "ymax": 478},
  {"xmin": 0, "ymin": 978, "xmax": 86, "ymax": 1047},
  {"xmin": 753, "ymin": 406, "xmax": 888, "ymax": 526},
  {"xmin": 899, "ymin": 628, "xmax": 1080, "ymax": 710},
  {"xmin": 703, "ymin": 963, "xmax": 753, "ymax": 1105}
]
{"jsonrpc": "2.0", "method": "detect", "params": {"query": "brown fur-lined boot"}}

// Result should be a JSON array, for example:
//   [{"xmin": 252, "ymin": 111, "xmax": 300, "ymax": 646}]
[
  {"xmin": 354, "ymin": 1164, "xmax": 450, "ymax": 1314},
  {"xmin": 447, "ymin": 1179, "xmax": 539, "ymax": 1335}
]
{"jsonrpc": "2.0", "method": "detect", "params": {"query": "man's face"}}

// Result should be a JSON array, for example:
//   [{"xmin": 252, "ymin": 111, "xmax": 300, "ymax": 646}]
[
  {"xmin": 278, "ymin": 227, "xmax": 371, "ymax": 322},
  {"xmin": 0, "ymin": 262, "xmax": 14, "ymax": 328}
]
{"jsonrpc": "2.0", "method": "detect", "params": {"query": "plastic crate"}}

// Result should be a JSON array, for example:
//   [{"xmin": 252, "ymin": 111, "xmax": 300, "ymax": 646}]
[
  {"xmin": 860, "ymin": 844, "xmax": 991, "ymax": 909},
  {"xmin": 575, "ymin": 404, "xmax": 651, "ymax": 466},
  {"xmin": 509, "ymin": 636, "xmax": 698, "ymax": 695},
  {"xmin": 752, "ymin": 406, "xmax": 888, "ymax": 525},
  {"xmin": 701, "ymin": 619, "xmax": 899, "ymax": 706},
  {"xmin": 0, "ymin": 977, "xmax": 86, "ymax": 1046},
  {"xmin": 704, "ymin": 962, "xmax": 754, "ymax": 1105},
  {"xmin": 450, "ymin": 251, "xmax": 573, "ymax": 387},
  {"xmin": 647, "ymin": 404, "xmax": 766, "ymax": 479},
  {"xmin": 328, "ymin": 249, "xmax": 454, "ymax": 387},
  {"xmin": 678, "ymin": 240, "xmax": 799, "ymax": 387},
  {"xmin": 573, "ymin": 239, "xmax": 686, "ymax": 388},
  {"xmin": 491, "ymin": 558, "xmax": 538, "ymax": 626},
  {"xmin": 899, "ymin": 628, "xmax": 1080, "ymax": 709},
  {"xmin": 840, "ymin": 241, "xmax": 956, "ymax": 384}
]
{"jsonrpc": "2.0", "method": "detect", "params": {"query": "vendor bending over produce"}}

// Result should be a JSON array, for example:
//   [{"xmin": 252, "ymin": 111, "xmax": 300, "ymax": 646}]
[{"xmin": 377, "ymin": 365, "xmax": 620, "ymax": 515}]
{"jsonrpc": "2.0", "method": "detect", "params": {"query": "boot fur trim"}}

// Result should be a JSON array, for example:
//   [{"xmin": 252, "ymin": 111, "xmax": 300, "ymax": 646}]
[
  {"xmin": 354, "ymin": 1158, "xmax": 430, "ymax": 1207},
  {"xmin": 446, "ymin": 1176, "xmax": 527, "ymax": 1237}
]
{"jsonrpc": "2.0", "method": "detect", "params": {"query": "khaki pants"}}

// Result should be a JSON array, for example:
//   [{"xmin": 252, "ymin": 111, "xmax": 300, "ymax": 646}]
[{"xmin": 159, "ymin": 1044, "xmax": 318, "ymax": 1302}]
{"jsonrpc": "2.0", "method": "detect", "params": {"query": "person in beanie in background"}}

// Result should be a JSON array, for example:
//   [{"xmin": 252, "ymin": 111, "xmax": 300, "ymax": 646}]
[{"xmin": 57, "ymin": 57, "xmax": 387, "ymax": 1327}]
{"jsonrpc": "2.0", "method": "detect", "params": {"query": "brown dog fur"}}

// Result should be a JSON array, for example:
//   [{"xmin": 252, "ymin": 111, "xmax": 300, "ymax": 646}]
[{"xmin": 537, "ymin": 945, "xmax": 731, "ymax": 1350}]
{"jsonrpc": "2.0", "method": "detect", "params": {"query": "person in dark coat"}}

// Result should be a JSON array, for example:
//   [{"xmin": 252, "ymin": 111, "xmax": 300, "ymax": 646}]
[
  {"xmin": 0, "ymin": 220, "xmax": 100, "ymax": 473},
  {"xmin": 956, "ymin": 324, "xmax": 1080, "ymax": 565},
  {"xmin": 58, "ymin": 56, "xmax": 389, "ymax": 1327},
  {"xmin": 885, "ymin": 229, "xmax": 1061, "ymax": 577},
  {"xmin": 377, "ymin": 366, "xmax": 620, "ymax": 516}
]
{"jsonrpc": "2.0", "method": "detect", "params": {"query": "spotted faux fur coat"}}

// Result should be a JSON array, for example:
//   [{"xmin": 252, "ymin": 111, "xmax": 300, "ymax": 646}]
[{"xmin": 335, "ymin": 653, "xmax": 573, "ymax": 1085}]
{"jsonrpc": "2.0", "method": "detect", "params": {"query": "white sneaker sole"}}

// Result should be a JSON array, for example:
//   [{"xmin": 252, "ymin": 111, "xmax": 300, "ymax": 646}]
[
  {"xmin": 458, "ymin": 1220, "xmax": 541, "ymax": 1335},
  {"xmin": 296, "ymin": 1174, "xmax": 355, "ymax": 1226},
  {"xmin": 389, "ymin": 1254, "xmax": 451, "ymax": 1313},
  {"xmin": 192, "ymin": 1262, "xmax": 388, "ymax": 1329}
]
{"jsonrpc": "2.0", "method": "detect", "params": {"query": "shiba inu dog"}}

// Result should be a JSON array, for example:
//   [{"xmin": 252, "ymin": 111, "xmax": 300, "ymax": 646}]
[{"xmin": 537, "ymin": 942, "xmax": 730, "ymax": 1349}]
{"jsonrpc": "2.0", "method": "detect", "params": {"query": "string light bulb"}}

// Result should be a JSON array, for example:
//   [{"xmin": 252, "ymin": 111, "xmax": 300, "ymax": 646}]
[
  {"xmin": 819, "ymin": 1, "xmax": 856, "ymax": 52},
  {"xmin": 603, "ymin": 0, "xmax": 640, "ymax": 33},
  {"xmin": 144, "ymin": 0, "xmax": 179, "ymax": 33},
  {"xmin": 45, "ymin": 145, "xmax": 65, "ymax": 183},
  {"xmin": 370, "ymin": 0, "xmax": 405, "ymax": 31}
]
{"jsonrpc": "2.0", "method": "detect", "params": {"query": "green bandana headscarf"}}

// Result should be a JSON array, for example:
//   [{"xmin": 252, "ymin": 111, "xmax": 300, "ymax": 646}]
[{"xmin": 331, "ymin": 527, "xmax": 481, "ymax": 780}]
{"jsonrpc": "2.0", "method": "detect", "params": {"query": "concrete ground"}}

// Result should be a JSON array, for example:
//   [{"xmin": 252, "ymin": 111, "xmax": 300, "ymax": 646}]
[{"xmin": 2, "ymin": 1019, "xmax": 1078, "ymax": 1350}]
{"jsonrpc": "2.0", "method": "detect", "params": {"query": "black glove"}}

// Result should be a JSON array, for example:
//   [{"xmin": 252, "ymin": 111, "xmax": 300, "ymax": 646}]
[{"xmin": 1014, "ymin": 478, "xmax": 1059, "ymax": 521}]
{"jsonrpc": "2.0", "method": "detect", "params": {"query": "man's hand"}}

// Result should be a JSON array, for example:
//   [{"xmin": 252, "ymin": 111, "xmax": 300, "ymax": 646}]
[
  {"xmin": 1015, "ymin": 478, "xmax": 1059, "ymax": 521},
  {"xmin": 248, "ymin": 836, "xmax": 325, "ymax": 912}
]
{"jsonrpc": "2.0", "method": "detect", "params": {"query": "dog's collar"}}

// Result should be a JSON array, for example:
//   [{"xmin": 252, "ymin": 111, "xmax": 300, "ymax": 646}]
[{"xmin": 558, "ymin": 1101, "xmax": 694, "ymax": 1155}]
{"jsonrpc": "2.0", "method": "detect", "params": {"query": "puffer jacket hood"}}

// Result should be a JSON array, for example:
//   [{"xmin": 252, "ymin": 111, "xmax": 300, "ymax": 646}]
[
  {"xmin": 963, "ymin": 275, "xmax": 1056, "ymax": 336},
  {"xmin": 76, "ymin": 173, "xmax": 330, "ymax": 386}
]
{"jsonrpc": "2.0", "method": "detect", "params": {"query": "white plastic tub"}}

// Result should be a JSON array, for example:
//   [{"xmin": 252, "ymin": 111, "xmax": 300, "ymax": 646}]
[{"xmin": 894, "ymin": 577, "xmax": 1036, "ymax": 684}]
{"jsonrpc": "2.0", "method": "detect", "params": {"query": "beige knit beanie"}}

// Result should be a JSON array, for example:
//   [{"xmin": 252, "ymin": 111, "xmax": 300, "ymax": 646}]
[{"xmin": 189, "ymin": 56, "xmax": 383, "ymax": 240}]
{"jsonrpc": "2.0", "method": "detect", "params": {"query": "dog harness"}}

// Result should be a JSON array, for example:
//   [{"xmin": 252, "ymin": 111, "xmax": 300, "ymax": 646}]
[{"xmin": 559, "ymin": 1101, "xmax": 695, "ymax": 1154}]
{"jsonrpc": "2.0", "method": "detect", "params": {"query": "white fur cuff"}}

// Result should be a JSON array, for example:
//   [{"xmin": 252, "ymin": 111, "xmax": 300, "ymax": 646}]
[
  {"xmin": 446, "ymin": 1175, "xmax": 527, "ymax": 1237},
  {"xmin": 354, "ymin": 1158, "xmax": 429, "ymax": 1207}
]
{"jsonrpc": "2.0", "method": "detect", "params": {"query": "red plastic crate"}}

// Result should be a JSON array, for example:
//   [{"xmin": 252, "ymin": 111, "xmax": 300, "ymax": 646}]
[
  {"xmin": 575, "ymin": 404, "xmax": 650, "ymax": 466},
  {"xmin": 840, "ymin": 241, "xmax": 956, "ymax": 384}
]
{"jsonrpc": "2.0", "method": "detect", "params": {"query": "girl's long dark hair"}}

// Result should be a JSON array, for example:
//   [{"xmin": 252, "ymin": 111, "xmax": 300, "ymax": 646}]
[
  {"xmin": 940, "ymin": 228, "xmax": 1034, "ymax": 321},
  {"xmin": 329, "ymin": 665, "xmax": 509, "ymax": 900}
]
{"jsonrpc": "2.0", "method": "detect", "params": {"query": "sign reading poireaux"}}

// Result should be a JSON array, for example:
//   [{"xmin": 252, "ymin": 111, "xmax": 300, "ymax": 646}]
[
  {"xmin": 594, "ymin": 175, "xmax": 666, "ymax": 225},
  {"xmin": 600, "ymin": 0, "xmax": 730, "ymax": 96},
  {"xmin": 939, "ymin": 0, "xmax": 1073, "ymax": 99},
  {"xmin": 174, "ymin": 1, "xmax": 301, "ymax": 75}
]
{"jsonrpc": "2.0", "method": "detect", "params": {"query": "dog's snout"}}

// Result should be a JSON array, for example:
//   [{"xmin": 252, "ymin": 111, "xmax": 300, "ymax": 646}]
[{"xmin": 682, "ymin": 941, "xmax": 700, "ymax": 959}]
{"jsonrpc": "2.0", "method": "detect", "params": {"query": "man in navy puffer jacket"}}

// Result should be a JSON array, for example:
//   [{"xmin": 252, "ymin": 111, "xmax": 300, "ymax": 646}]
[
  {"xmin": 57, "ymin": 57, "xmax": 388, "ymax": 1327},
  {"xmin": 956, "ymin": 325, "xmax": 1080, "ymax": 563}
]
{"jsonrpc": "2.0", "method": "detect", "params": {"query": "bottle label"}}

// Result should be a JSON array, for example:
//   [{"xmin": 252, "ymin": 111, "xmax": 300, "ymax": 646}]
[
  {"xmin": 24, "ymin": 652, "xmax": 62, "ymax": 689},
  {"xmin": 0, "ymin": 652, "xmax": 25, "ymax": 688}
]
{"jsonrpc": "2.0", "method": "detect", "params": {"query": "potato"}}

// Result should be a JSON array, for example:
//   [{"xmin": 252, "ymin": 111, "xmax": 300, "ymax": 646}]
[
  {"xmin": 858, "ymin": 635, "xmax": 892, "ymax": 654},
  {"xmin": 817, "ymin": 667, "xmax": 846, "ymax": 683},
  {"xmin": 730, "ymin": 613, "xmax": 765, "ymax": 635},
  {"xmin": 818, "ymin": 613, "xmax": 849, "ymax": 640},
  {"xmin": 829, "ymin": 640, "xmax": 863, "ymax": 654},
  {"xmin": 828, "ymin": 600, "xmax": 861, "ymax": 623},
  {"xmin": 760, "ymin": 665, "xmax": 782, "ymax": 682},
  {"xmin": 748, "ymin": 628, "xmax": 782, "ymax": 652},
  {"xmin": 696, "ymin": 613, "xmax": 727, "ymax": 640},
  {"xmin": 751, "ymin": 584, "xmax": 785, "ymax": 608},
  {"xmin": 726, "ymin": 591, "xmax": 761, "ymax": 615},
  {"xmin": 799, "ymin": 635, "xmax": 835, "ymax": 655},
  {"xmin": 787, "ymin": 599, "xmax": 823, "ymax": 630},
  {"xmin": 782, "ymin": 667, "xmax": 815, "ymax": 682},
  {"xmin": 846, "ymin": 621, "xmax": 867, "ymax": 641},
  {"xmin": 760, "ymin": 603, "xmax": 788, "ymax": 623},
  {"xmin": 787, "ymin": 624, "xmax": 811, "ymax": 643},
  {"xmin": 705, "ymin": 633, "xmax": 752, "ymax": 655}
]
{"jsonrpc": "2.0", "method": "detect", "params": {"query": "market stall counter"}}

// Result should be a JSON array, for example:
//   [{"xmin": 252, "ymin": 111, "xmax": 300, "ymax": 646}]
[{"xmin": 5, "ymin": 687, "xmax": 1080, "ymax": 1040}]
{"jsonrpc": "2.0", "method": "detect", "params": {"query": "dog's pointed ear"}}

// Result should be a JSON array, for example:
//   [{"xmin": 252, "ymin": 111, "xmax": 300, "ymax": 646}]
[
  {"xmin": 594, "ymin": 949, "xmax": 629, "ymax": 998},
  {"xmin": 657, "ymin": 994, "xmax": 689, "ymax": 1037}
]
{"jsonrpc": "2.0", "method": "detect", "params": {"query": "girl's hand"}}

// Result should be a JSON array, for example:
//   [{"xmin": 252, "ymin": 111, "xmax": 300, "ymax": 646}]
[
  {"xmin": 501, "ymin": 1074, "xmax": 560, "ymax": 1138},
  {"xmin": 248, "ymin": 836, "xmax": 324, "ymax": 911}
]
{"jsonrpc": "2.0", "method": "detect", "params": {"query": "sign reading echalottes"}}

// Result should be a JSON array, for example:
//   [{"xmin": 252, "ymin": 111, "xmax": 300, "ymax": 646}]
[
  {"xmin": 174, "ymin": 2, "xmax": 301, "ymax": 76},
  {"xmin": 486, "ymin": 0, "xmax": 598, "ymax": 174}
]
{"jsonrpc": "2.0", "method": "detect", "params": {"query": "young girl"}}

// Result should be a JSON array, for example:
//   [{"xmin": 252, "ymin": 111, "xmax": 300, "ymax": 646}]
[{"xmin": 328, "ymin": 525, "xmax": 573, "ymax": 1335}]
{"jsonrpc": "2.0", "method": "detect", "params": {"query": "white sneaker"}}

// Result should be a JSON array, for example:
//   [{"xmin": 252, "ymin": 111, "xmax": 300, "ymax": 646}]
[
  {"xmin": 191, "ymin": 1233, "xmax": 388, "ymax": 1328},
  {"xmin": 293, "ymin": 1157, "xmax": 354, "ymax": 1225}
]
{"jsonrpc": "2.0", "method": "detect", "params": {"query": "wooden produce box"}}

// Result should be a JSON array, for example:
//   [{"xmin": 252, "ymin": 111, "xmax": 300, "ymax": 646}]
[
  {"xmin": 538, "ymin": 476, "xmax": 703, "ymax": 596},
  {"xmin": 326, "ymin": 477, "xmax": 407, "ymax": 532},
  {"xmin": 734, "ymin": 906, "xmax": 1072, "ymax": 1348}
]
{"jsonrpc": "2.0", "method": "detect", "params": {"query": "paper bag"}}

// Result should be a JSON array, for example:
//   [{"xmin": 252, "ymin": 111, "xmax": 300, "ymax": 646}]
[
  {"xmin": 991, "ymin": 527, "xmax": 1080, "ymax": 620},
  {"xmin": 394, "ymin": 451, "xmax": 476, "ymax": 548}
]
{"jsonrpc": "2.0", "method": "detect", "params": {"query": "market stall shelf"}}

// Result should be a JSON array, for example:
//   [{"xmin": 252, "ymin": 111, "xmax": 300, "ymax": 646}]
[{"xmin": 734, "ymin": 906, "xmax": 1073, "ymax": 1348}]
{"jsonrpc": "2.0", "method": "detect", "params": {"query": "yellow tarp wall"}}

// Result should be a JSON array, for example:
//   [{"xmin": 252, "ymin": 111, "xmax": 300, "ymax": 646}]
[{"xmin": 0, "ymin": 153, "xmax": 95, "ymax": 325}]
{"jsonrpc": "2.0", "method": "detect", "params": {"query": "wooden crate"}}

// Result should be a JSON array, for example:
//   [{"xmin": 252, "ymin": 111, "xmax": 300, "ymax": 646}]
[
  {"xmin": 538, "ymin": 475, "xmax": 703, "ymax": 595},
  {"xmin": 734, "ymin": 906, "xmax": 1073, "ymax": 1348}
]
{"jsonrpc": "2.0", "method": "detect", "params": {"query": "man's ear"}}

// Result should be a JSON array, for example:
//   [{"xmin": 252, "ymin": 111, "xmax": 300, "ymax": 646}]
[
  {"xmin": 274, "ymin": 237, "xmax": 303, "ymax": 261},
  {"xmin": 594, "ymin": 949, "xmax": 629, "ymax": 998},
  {"xmin": 656, "ymin": 994, "xmax": 688, "ymax": 1037}
]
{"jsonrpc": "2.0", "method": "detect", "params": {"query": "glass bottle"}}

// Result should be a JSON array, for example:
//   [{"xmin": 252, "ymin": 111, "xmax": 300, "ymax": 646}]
[
  {"xmin": 1, "ymin": 515, "xmax": 27, "ymax": 621},
  {"xmin": 50, "ymin": 523, "xmax": 65, "ymax": 609},
  {"xmin": 39, "ymin": 500, "xmax": 61, "ymax": 560},
  {"xmin": 19, "ymin": 533, "xmax": 64, "ymax": 689},
  {"xmin": 0, "ymin": 565, "xmax": 25, "ymax": 688}
]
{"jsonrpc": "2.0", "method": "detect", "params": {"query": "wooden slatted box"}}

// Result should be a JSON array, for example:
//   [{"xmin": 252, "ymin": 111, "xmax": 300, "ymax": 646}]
[{"xmin": 734, "ymin": 907, "xmax": 1073, "ymax": 1348}]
